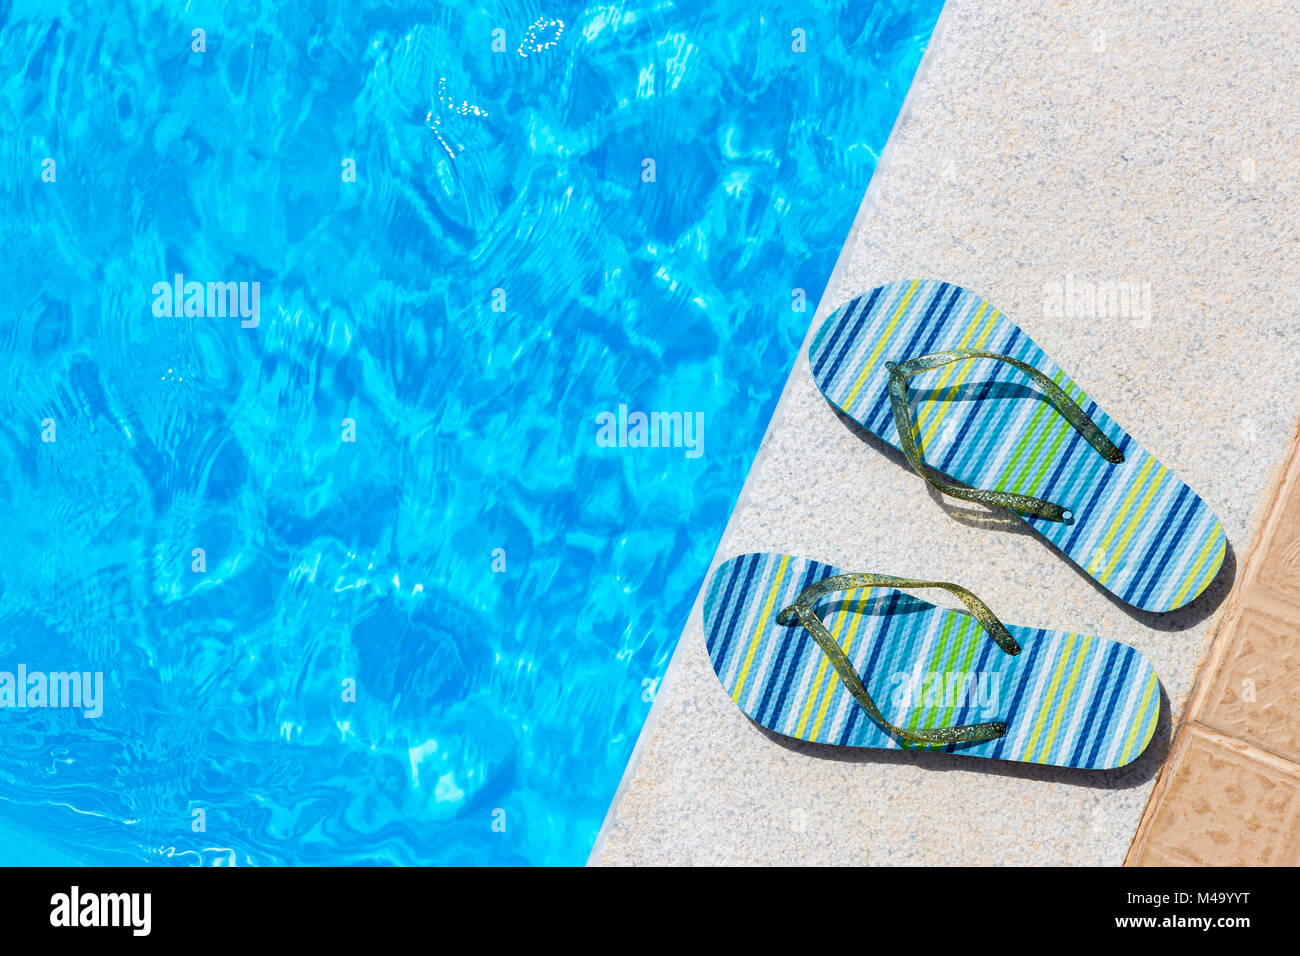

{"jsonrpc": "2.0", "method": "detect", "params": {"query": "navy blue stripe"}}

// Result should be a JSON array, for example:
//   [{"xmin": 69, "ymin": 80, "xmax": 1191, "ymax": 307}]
[
  {"xmin": 935, "ymin": 326, "xmax": 1023, "ymax": 474},
  {"xmin": 1061, "ymin": 433, "xmax": 1135, "ymax": 554},
  {"xmin": 1120, "ymin": 484, "xmax": 1194, "ymax": 604},
  {"xmin": 836, "ymin": 589, "xmax": 902, "ymax": 745},
  {"xmin": 760, "ymin": 638, "xmax": 801, "ymax": 729},
  {"xmin": 710, "ymin": 554, "xmax": 760, "ymax": 668},
  {"xmin": 810, "ymin": 298, "xmax": 861, "ymax": 379},
  {"xmin": 990, "ymin": 629, "xmax": 1049, "ymax": 759},
  {"xmin": 1134, "ymin": 490, "xmax": 1204, "ymax": 609},
  {"xmin": 816, "ymin": 286, "xmax": 884, "ymax": 387},
  {"xmin": 1066, "ymin": 643, "xmax": 1122, "ymax": 767},
  {"xmin": 751, "ymin": 586, "xmax": 801, "ymax": 725},
  {"xmin": 861, "ymin": 282, "xmax": 954, "ymax": 432},
  {"xmin": 705, "ymin": 557, "xmax": 748, "ymax": 655},
  {"xmin": 1084, "ymin": 650, "xmax": 1135, "ymax": 768},
  {"xmin": 836, "ymin": 694, "xmax": 863, "ymax": 744},
  {"xmin": 754, "ymin": 560, "xmax": 823, "ymax": 725}
]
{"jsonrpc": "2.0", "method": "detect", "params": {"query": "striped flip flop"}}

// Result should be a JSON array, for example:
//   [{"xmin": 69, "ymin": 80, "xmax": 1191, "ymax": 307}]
[
  {"xmin": 808, "ymin": 279, "xmax": 1226, "ymax": 614},
  {"xmin": 704, "ymin": 553, "xmax": 1161, "ymax": 768}
]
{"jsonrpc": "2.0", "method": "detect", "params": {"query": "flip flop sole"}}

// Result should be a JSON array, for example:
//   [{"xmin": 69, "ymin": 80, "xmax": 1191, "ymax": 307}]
[
  {"xmin": 809, "ymin": 279, "xmax": 1226, "ymax": 613},
  {"xmin": 705, "ymin": 553, "xmax": 1161, "ymax": 769}
]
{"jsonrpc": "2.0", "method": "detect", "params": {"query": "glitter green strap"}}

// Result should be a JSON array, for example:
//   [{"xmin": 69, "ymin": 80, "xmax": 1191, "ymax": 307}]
[
  {"xmin": 886, "ymin": 348, "xmax": 1125, "ymax": 522},
  {"xmin": 776, "ymin": 574, "xmax": 1020, "ymax": 745}
]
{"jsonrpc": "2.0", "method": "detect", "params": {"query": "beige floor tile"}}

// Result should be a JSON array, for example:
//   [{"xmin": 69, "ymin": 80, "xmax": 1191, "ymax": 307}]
[
  {"xmin": 1135, "ymin": 727, "xmax": 1300, "ymax": 866},
  {"xmin": 1199, "ymin": 603, "xmax": 1300, "ymax": 764}
]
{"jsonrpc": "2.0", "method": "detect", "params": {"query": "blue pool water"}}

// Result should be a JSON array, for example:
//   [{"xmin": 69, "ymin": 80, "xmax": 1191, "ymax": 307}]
[{"xmin": 0, "ymin": 1, "xmax": 941, "ymax": 864}]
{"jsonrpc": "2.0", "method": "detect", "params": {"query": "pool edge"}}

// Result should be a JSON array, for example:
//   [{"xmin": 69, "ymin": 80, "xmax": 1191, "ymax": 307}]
[{"xmin": 585, "ymin": 0, "xmax": 956, "ymax": 866}]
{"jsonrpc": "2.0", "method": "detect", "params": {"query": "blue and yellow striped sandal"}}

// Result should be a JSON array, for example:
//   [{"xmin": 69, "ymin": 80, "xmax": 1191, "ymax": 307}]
[
  {"xmin": 808, "ymin": 280, "xmax": 1226, "ymax": 613},
  {"xmin": 704, "ymin": 553, "xmax": 1161, "ymax": 768}
]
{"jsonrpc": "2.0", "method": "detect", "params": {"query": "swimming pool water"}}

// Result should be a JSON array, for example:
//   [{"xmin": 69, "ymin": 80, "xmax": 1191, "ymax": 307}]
[{"xmin": 0, "ymin": 1, "xmax": 941, "ymax": 864}]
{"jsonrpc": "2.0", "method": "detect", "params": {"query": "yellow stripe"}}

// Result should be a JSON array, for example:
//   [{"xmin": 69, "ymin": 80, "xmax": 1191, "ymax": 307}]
[
  {"xmin": 1020, "ymin": 633, "xmax": 1077, "ymax": 761},
  {"xmin": 1097, "ymin": 464, "xmax": 1169, "ymax": 584},
  {"xmin": 1117, "ymin": 673, "xmax": 1159, "ymax": 765},
  {"xmin": 1031, "ymin": 634, "xmax": 1092, "ymax": 763},
  {"xmin": 916, "ymin": 306, "xmax": 996, "ymax": 449},
  {"xmin": 840, "ymin": 280, "xmax": 922, "ymax": 414},
  {"xmin": 1087, "ymin": 456, "xmax": 1157, "ymax": 575},
  {"xmin": 809, "ymin": 589, "xmax": 872, "ymax": 738},
  {"xmin": 1169, "ymin": 532, "xmax": 1225, "ymax": 610},
  {"xmin": 730, "ymin": 556, "xmax": 791, "ymax": 704},
  {"xmin": 793, "ymin": 584, "xmax": 856, "ymax": 736}
]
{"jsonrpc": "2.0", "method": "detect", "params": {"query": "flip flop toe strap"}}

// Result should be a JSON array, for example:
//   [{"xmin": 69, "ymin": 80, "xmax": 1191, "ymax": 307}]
[
  {"xmin": 776, "ymin": 573, "xmax": 1020, "ymax": 745},
  {"xmin": 886, "ymin": 348, "xmax": 1124, "ymax": 523}
]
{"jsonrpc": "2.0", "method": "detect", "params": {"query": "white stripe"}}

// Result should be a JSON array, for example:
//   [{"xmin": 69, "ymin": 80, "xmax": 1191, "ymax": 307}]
[
  {"xmin": 812, "ymin": 298, "xmax": 862, "ymax": 371},
  {"xmin": 1036, "ymin": 432, "xmax": 1116, "ymax": 553},
  {"xmin": 759, "ymin": 564, "xmax": 852, "ymax": 723},
  {"xmin": 942, "ymin": 323, "xmax": 1035, "ymax": 482},
  {"xmin": 965, "ymin": 331, "xmax": 1070, "ymax": 487},
  {"xmin": 888, "ymin": 606, "xmax": 947, "ymax": 746},
  {"xmin": 842, "ymin": 279, "xmax": 927, "ymax": 414},
  {"xmin": 1076, "ymin": 450, "xmax": 1169, "ymax": 583},
  {"xmin": 882, "ymin": 292, "xmax": 983, "ymax": 445},
  {"xmin": 826, "ymin": 281, "xmax": 904, "ymax": 397},
  {"xmin": 708, "ymin": 558, "xmax": 756, "ymax": 673},
  {"xmin": 961, "ymin": 368, "xmax": 1042, "ymax": 484},
  {"xmin": 822, "ymin": 591, "xmax": 886, "ymax": 741},
  {"xmin": 920, "ymin": 323, "xmax": 1021, "ymax": 466}
]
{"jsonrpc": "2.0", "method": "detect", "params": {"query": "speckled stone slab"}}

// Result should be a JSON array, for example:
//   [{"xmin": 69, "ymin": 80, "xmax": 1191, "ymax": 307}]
[{"xmin": 592, "ymin": 0, "xmax": 1300, "ymax": 866}]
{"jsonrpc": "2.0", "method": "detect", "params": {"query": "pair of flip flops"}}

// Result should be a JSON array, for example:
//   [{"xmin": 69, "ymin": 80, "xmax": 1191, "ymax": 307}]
[{"xmin": 705, "ymin": 281, "xmax": 1226, "ymax": 768}]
